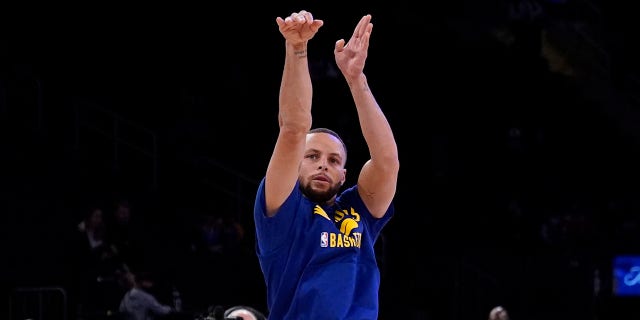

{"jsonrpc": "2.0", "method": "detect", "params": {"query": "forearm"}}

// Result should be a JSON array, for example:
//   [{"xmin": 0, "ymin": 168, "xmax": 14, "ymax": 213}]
[
  {"xmin": 279, "ymin": 41, "xmax": 313, "ymax": 132},
  {"xmin": 147, "ymin": 299, "xmax": 172, "ymax": 315},
  {"xmin": 266, "ymin": 41, "xmax": 314, "ymax": 215},
  {"xmin": 349, "ymin": 74, "xmax": 398, "ymax": 163}
]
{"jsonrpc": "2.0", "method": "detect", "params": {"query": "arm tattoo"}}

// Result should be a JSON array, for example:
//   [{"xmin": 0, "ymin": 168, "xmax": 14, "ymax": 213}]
[
  {"xmin": 294, "ymin": 50, "xmax": 307, "ymax": 58},
  {"xmin": 347, "ymin": 81, "xmax": 370, "ymax": 92}
]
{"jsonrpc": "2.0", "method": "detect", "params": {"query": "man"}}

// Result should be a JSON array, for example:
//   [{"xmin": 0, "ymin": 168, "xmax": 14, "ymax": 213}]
[
  {"xmin": 253, "ymin": 10, "xmax": 399, "ymax": 319},
  {"xmin": 118, "ymin": 271, "xmax": 174, "ymax": 320}
]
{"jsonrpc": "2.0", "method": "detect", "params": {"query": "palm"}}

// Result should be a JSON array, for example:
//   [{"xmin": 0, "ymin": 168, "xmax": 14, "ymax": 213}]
[
  {"xmin": 335, "ymin": 14, "xmax": 372, "ymax": 79},
  {"xmin": 335, "ymin": 40, "xmax": 367, "ymax": 77}
]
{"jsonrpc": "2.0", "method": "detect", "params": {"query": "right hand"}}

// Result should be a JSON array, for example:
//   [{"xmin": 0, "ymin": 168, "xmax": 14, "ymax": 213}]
[{"xmin": 276, "ymin": 10, "xmax": 323, "ymax": 45}]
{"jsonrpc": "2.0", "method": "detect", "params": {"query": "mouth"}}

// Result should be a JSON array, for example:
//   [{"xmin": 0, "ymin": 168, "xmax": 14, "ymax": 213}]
[{"xmin": 312, "ymin": 174, "xmax": 330, "ymax": 183}]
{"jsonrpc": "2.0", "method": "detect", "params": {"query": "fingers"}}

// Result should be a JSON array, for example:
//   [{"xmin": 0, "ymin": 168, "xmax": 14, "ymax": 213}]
[
  {"xmin": 300, "ymin": 10, "xmax": 313, "ymax": 23},
  {"xmin": 283, "ymin": 10, "xmax": 312, "ymax": 24},
  {"xmin": 362, "ymin": 24, "xmax": 372, "ymax": 47},
  {"xmin": 352, "ymin": 14, "xmax": 372, "ymax": 39},
  {"xmin": 277, "ymin": 10, "xmax": 323, "ymax": 32},
  {"xmin": 334, "ymin": 39, "xmax": 346, "ymax": 52}
]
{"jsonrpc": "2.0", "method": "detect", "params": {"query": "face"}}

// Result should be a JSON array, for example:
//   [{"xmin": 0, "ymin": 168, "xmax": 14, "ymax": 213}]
[
  {"xmin": 299, "ymin": 132, "xmax": 347, "ymax": 204},
  {"xmin": 87, "ymin": 208, "xmax": 104, "ymax": 229},
  {"xmin": 115, "ymin": 205, "xmax": 130, "ymax": 223}
]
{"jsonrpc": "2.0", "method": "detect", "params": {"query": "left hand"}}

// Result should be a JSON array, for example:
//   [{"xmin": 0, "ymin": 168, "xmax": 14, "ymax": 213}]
[{"xmin": 334, "ymin": 14, "xmax": 373, "ymax": 80}]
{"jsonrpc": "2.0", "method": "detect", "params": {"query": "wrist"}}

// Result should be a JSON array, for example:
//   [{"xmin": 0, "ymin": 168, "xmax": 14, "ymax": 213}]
[
  {"xmin": 346, "ymin": 73, "xmax": 367, "ymax": 89},
  {"xmin": 286, "ymin": 41, "xmax": 308, "ymax": 57}
]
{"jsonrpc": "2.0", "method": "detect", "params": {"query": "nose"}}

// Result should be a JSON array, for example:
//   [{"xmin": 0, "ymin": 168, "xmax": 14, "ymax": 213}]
[{"xmin": 317, "ymin": 164, "xmax": 328, "ymax": 171}]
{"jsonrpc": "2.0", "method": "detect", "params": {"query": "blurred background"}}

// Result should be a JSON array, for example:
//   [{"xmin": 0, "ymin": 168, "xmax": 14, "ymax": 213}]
[{"xmin": 2, "ymin": 0, "xmax": 640, "ymax": 319}]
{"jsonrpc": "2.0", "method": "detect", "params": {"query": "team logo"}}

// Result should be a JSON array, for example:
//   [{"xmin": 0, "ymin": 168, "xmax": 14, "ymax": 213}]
[{"xmin": 314, "ymin": 205, "xmax": 363, "ymax": 248}]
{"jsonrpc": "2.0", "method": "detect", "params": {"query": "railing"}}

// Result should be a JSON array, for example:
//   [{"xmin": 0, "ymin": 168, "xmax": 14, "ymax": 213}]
[{"xmin": 9, "ymin": 286, "xmax": 68, "ymax": 320}]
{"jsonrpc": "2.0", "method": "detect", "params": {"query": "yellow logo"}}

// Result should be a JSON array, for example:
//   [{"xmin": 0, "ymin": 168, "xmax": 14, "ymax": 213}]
[{"xmin": 314, "ymin": 205, "xmax": 362, "ymax": 247}]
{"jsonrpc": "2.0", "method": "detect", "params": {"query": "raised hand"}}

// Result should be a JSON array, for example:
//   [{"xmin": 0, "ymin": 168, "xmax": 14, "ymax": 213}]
[
  {"xmin": 334, "ymin": 14, "xmax": 373, "ymax": 80},
  {"xmin": 275, "ymin": 10, "xmax": 324, "ymax": 45}
]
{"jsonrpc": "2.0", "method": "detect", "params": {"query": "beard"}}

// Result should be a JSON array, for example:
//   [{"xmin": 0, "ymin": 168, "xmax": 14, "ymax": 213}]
[{"xmin": 299, "ymin": 180, "xmax": 342, "ymax": 204}]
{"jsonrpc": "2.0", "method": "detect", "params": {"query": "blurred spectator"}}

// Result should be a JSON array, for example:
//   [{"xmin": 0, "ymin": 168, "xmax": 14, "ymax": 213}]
[
  {"xmin": 107, "ymin": 198, "xmax": 146, "ymax": 271},
  {"xmin": 193, "ymin": 211, "xmax": 245, "ymax": 257},
  {"xmin": 119, "ymin": 270, "xmax": 174, "ymax": 320},
  {"xmin": 69, "ymin": 204, "xmax": 123, "ymax": 317}
]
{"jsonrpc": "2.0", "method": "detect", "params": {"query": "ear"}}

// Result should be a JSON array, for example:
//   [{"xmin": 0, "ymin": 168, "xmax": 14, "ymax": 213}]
[{"xmin": 341, "ymin": 168, "xmax": 347, "ymax": 185}]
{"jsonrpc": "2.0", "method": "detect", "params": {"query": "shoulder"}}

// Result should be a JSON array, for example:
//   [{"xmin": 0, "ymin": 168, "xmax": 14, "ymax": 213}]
[{"xmin": 336, "ymin": 185, "xmax": 362, "ymax": 206}]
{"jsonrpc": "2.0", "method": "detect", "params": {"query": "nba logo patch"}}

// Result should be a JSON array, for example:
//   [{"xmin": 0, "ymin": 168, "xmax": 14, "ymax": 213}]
[{"xmin": 320, "ymin": 232, "xmax": 328, "ymax": 247}]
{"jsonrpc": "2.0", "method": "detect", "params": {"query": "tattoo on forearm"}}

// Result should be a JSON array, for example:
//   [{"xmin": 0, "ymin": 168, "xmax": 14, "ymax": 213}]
[
  {"xmin": 347, "ymin": 81, "xmax": 370, "ymax": 92},
  {"xmin": 294, "ymin": 50, "xmax": 307, "ymax": 58}
]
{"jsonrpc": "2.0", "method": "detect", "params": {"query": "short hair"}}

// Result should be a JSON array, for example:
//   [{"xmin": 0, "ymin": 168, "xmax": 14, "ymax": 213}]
[
  {"xmin": 308, "ymin": 127, "xmax": 348, "ymax": 158},
  {"xmin": 224, "ymin": 305, "xmax": 266, "ymax": 320}
]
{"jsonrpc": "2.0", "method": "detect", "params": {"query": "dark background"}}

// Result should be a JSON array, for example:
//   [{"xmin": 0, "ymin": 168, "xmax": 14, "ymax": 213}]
[{"xmin": 2, "ymin": 0, "xmax": 640, "ymax": 319}]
